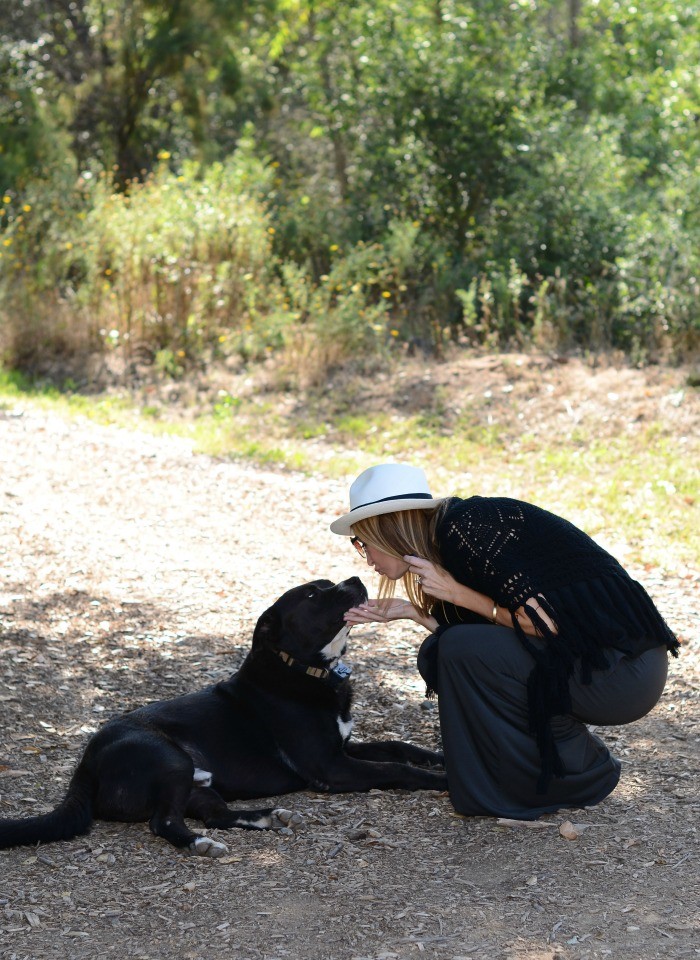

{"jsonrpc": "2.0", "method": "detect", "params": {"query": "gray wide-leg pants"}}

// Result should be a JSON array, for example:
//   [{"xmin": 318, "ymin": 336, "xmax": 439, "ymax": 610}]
[{"xmin": 434, "ymin": 625, "xmax": 668, "ymax": 819}]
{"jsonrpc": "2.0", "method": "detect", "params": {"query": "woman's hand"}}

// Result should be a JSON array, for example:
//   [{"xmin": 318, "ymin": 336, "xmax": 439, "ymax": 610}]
[
  {"xmin": 344, "ymin": 598, "xmax": 439, "ymax": 632},
  {"xmin": 344, "ymin": 598, "xmax": 419, "ymax": 625},
  {"xmin": 517, "ymin": 596, "xmax": 558, "ymax": 636},
  {"xmin": 403, "ymin": 555, "xmax": 463, "ymax": 604},
  {"xmin": 405, "ymin": 556, "xmax": 559, "ymax": 637}
]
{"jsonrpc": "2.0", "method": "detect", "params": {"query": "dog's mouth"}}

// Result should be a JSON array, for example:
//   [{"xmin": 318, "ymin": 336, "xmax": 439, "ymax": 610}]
[
  {"xmin": 319, "ymin": 584, "xmax": 366, "ymax": 666},
  {"xmin": 341, "ymin": 576, "xmax": 368, "ymax": 606}
]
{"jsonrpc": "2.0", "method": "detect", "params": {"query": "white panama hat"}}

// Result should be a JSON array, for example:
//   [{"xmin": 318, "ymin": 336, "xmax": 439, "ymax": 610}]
[{"xmin": 330, "ymin": 463, "xmax": 442, "ymax": 536}]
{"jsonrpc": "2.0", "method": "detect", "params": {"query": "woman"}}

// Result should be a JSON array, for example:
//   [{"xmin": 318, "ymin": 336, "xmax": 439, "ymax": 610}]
[{"xmin": 331, "ymin": 463, "xmax": 679, "ymax": 819}]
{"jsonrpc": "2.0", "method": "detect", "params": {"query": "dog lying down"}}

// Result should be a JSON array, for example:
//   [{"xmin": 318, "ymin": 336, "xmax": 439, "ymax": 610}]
[{"xmin": 0, "ymin": 577, "xmax": 447, "ymax": 857}]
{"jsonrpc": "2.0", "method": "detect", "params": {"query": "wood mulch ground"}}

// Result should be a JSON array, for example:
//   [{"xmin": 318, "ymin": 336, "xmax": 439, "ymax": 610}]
[{"xmin": 0, "ymin": 356, "xmax": 698, "ymax": 960}]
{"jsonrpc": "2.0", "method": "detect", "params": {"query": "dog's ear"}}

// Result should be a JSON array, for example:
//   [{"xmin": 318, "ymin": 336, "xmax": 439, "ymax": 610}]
[{"xmin": 251, "ymin": 605, "xmax": 280, "ymax": 650}]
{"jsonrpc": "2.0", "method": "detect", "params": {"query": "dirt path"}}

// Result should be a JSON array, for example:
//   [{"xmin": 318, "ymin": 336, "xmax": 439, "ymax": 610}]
[{"xmin": 0, "ymin": 398, "xmax": 698, "ymax": 960}]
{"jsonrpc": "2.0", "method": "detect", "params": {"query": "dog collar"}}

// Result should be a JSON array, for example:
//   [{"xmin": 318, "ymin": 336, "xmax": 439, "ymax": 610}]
[{"xmin": 276, "ymin": 650, "xmax": 352, "ymax": 687}]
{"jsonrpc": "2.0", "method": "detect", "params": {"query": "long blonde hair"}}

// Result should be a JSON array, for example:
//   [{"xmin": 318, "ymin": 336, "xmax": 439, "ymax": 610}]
[{"xmin": 351, "ymin": 503, "xmax": 448, "ymax": 618}]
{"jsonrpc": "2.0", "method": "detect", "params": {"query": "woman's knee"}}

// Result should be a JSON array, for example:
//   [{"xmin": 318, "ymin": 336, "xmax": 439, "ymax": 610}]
[
  {"xmin": 439, "ymin": 624, "xmax": 530, "ymax": 673},
  {"xmin": 439, "ymin": 625, "xmax": 488, "ymax": 662}
]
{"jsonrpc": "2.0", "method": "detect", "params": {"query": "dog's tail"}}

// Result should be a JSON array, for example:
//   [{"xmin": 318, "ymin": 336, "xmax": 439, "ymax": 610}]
[{"xmin": 0, "ymin": 765, "xmax": 94, "ymax": 849}]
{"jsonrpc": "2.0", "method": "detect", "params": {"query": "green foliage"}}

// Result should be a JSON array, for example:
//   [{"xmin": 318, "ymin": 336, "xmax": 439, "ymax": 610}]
[
  {"xmin": 82, "ymin": 156, "xmax": 276, "ymax": 354},
  {"xmin": 259, "ymin": 220, "xmax": 446, "ymax": 384},
  {"xmin": 238, "ymin": 0, "xmax": 699, "ymax": 358},
  {"xmin": 0, "ymin": 146, "xmax": 277, "ymax": 366},
  {"xmin": 615, "ymin": 206, "xmax": 700, "ymax": 357},
  {"xmin": 2, "ymin": 0, "xmax": 699, "ymax": 373},
  {"xmin": 1, "ymin": 0, "xmax": 250, "ymax": 182},
  {"xmin": 0, "ymin": 46, "xmax": 68, "ymax": 191}
]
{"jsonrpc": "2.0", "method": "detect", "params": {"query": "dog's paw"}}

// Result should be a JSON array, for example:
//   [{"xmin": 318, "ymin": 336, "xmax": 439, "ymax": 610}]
[
  {"xmin": 190, "ymin": 836, "xmax": 229, "ymax": 858},
  {"xmin": 193, "ymin": 767, "xmax": 213, "ymax": 787},
  {"xmin": 270, "ymin": 808, "xmax": 304, "ymax": 834}
]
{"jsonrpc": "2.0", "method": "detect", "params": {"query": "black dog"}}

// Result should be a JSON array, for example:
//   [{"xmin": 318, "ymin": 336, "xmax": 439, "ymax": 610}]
[{"xmin": 0, "ymin": 577, "xmax": 446, "ymax": 856}]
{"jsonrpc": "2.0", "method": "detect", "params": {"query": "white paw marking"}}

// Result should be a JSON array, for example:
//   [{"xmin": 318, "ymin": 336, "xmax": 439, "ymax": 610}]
[
  {"xmin": 271, "ymin": 808, "xmax": 304, "ymax": 832},
  {"xmin": 247, "ymin": 815, "xmax": 272, "ymax": 830},
  {"xmin": 193, "ymin": 768, "xmax": 213, "ymax": 787},
  {"xmin": 191, "ymin": 836, "xmax": 228, "ymax": 858}
]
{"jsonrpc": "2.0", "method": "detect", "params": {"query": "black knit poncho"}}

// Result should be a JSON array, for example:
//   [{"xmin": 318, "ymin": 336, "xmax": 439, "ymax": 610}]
[{"xmin": 431, "ymin": 496, "xmax": 680, "ymax": 791}]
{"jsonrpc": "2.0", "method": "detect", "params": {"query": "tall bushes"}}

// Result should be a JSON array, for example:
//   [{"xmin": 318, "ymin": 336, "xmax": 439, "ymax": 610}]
[{"xmin": 1, "ymin": 0, "xmax": 699, "ymax": 376}]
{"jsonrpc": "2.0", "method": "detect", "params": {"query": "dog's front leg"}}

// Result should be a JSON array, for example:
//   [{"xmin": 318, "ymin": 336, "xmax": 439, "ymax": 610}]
[
  {"xmin": 345, "ymin": 740, "xmax": 444, "ymax": 768},
  {"xmin": 186, "ymin": 787, "xmax": 303, "ymax": 834},
  {"xmin": 311, "ymin": 755, "xmax": 448, "ymax": 793}
]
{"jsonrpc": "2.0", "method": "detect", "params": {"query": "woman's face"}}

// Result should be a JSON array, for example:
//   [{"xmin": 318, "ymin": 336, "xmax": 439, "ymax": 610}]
[{"xmin": 363, "ymin": 543, "xmax": 410, "ymax": 581}]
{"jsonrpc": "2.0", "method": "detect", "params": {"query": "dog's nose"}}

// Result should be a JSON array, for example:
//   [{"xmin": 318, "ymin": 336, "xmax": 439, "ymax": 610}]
[{"xmin": 340, "ymin": 575, "xmax": 366, "ymax": 593}]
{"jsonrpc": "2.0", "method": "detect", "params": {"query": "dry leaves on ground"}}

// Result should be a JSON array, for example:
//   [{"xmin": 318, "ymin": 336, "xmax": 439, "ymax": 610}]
[{"xmin": 0, "ymin": 370, "xmax": 698, "ymax": 960}]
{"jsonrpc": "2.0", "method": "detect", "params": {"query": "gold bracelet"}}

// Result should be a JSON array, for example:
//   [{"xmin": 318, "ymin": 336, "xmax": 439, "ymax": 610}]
[{"xmin": 491, "ymin": 602, "xmax": 498, "ymax": 623}]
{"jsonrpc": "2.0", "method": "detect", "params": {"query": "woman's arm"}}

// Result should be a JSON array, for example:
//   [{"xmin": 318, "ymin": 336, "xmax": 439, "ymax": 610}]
[{"xmin": 404, "ymin": 555, "xmax": 558, "ymax": 637}]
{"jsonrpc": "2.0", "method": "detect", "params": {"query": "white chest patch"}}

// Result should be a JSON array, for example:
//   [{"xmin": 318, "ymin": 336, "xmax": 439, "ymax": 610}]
[
  {"xmin": 320, "ymin": 625, "xmax": 351, "ymax": 664},
  {"xmin": 337, "ymin": 716, "xmax": 353, "ymax": 742}
]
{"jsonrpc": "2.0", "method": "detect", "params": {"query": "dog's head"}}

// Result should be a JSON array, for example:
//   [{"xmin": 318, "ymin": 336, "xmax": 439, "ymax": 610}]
[{"xmin": 252, "ymin": 577, "xmax": 367, "ymax": 667}]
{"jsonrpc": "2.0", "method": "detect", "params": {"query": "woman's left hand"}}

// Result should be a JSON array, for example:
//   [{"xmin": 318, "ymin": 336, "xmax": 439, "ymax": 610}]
[{"xmin": 403, "ymin": 555, "xmax": 462, "ymax": 603}]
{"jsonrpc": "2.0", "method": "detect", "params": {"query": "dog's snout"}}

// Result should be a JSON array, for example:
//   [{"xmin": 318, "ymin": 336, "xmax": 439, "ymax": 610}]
[
  {"xmin": 339, "ymin": 575, "xmax": 364, "ymax": 589},
  {"xmin": 342, "ymin": 576, "xmax": 364, "ymax": 589},
  {"xmin": 338, "ymin": 576, "xmax": 367, "ymax": 603}
]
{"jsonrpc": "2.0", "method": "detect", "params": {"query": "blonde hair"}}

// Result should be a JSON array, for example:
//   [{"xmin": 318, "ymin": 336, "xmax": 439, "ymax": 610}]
[{"xmin": 351, "ymin": 503, "xmax": 448, "ymax": 618}]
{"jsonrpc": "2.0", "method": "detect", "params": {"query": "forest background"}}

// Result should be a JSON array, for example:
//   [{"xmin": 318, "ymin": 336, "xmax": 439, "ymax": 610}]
[{"xmin": 1, "ymin": 0, "xmax": 699, "ymax": 383}]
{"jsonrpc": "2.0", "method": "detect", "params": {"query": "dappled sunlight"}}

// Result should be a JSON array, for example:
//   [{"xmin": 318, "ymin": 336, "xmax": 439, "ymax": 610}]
[{"xmin": 1, "ymin": 393, "xmax": 697, "ymax": 960}]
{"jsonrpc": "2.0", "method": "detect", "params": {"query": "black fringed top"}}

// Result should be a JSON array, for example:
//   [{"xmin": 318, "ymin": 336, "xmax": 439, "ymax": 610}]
[{"xmin": 431, "ymin": 496, "xmax": 680, "ymax": 791}]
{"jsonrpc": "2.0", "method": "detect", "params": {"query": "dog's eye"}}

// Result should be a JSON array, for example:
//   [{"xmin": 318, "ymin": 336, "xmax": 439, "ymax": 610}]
[{"xmin": 307, "ymin": 591, "xmax": 316, "ymax": 599}]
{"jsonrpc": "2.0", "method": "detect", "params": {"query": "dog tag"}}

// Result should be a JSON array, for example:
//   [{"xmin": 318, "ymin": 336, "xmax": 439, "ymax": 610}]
[{"xmin": 330, "ymin": 661, "xmax": 352, "ymax": 684}]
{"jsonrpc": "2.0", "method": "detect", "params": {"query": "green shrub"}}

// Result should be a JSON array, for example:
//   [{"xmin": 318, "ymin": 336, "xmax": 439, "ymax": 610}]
[{"xmin": 81, "ymin": 153, "xmax": 277, "ymax": 360}]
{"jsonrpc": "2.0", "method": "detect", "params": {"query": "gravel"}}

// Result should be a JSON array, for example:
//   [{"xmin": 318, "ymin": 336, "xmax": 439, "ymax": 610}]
[{"xmin": 0, "ymin": 403, "xmax": 698, "ymax": 960}]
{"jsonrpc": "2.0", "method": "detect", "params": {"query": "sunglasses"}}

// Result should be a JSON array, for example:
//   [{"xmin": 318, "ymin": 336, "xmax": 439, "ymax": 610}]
[{"xmin": 350, "ymin": 536, "xmax": 367, "ymax": 559}]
